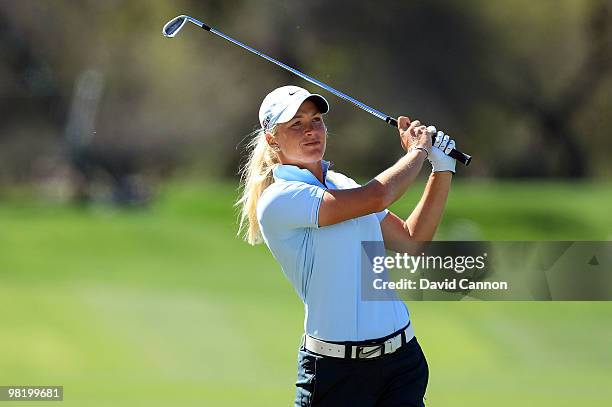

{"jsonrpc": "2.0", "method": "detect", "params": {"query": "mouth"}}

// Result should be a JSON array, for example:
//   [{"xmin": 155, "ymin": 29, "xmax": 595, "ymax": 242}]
[{"xmin": 303, "ymin": 140, "xmax": 321, "ymax": 147}]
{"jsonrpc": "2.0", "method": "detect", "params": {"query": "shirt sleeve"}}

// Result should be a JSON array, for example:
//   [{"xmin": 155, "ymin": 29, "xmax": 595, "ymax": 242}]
[{"xmin": 257, "ymin": 182, "xmax": 326, "ymax": 231}]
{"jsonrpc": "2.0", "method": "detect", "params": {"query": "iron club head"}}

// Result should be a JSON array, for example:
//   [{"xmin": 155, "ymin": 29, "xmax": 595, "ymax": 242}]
[
  {"xmin": 162, "ymin": 15, "xmax": 188, "ymax": 37},
  {"xmin": 162, "ymin": 15, "xmax": 210, "ymax": 37}
]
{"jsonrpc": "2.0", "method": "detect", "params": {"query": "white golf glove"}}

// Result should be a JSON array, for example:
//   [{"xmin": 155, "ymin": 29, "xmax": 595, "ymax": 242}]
[{"xmin": 427, "ymin": 126, "xmax": 456, "ymax": 173}]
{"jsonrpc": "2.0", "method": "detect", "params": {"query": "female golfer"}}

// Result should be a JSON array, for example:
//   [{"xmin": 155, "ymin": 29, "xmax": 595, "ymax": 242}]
[{"xmin": 237, "ymin": 85, "xmax": 456, "ymax": 407}]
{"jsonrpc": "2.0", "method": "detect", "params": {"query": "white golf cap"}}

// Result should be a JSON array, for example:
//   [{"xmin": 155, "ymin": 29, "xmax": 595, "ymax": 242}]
[{"xmin": 259, "ymin": 85, "xmax": 329, "ymax": 132}]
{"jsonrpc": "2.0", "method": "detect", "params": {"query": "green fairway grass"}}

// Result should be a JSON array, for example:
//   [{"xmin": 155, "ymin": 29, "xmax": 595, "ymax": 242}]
[{"xmin": 1, "ymin": 180, "xmax": 611, "ymax": 406}]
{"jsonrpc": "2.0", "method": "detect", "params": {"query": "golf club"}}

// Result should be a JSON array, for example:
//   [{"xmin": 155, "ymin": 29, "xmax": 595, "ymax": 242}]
[{"xmin": 162, "ymin": 15, "xmax": 472, "ymax": 165}]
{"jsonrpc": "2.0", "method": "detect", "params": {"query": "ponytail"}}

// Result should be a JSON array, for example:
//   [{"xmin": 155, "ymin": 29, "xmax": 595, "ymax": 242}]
[{"xmin": 236, "ymin": 127, "xmax": 280, "ymax": 245}]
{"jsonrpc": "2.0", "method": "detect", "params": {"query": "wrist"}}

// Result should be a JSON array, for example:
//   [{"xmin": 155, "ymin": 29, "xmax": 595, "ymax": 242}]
[
  {"xmin": 430, "ymin": 170, "xmax": 454, "ymax": 176},
  {"xmin": 431, "ymin": 166, "xmax": 456, "ymax": 174},
  {"xmin": 408, "ymin": 146, "xmax": 429, "ymax": 160}
]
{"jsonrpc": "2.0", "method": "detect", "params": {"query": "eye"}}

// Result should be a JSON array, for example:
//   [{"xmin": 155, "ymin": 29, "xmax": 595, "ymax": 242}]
[
  {"xmin": 313, "ymin": 117, "xmax": 322, "ymax": 122},
  {"xmin": 291, "ymin": 121, "xmax": 301, "ymax": 127}
]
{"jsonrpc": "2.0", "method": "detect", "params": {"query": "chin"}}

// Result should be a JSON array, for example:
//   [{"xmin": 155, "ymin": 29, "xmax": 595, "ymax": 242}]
[{"xmin": 302, "ymin": 147, "xmax": 325, "ymax": 159}]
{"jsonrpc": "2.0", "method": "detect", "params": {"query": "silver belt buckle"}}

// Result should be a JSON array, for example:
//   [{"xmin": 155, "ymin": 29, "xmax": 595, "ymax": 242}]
[{"xmin": 355, "ymin": 343, "xmax": 384, "ymax": 359}]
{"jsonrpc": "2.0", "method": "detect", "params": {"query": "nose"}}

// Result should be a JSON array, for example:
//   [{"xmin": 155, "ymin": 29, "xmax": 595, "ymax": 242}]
[{"xmin": 304, "ymin": 121, "xmax": 314, "ymax": 134}]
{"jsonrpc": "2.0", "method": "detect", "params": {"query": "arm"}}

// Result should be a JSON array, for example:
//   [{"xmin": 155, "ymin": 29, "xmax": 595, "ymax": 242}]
[
  {"xmin": 380, "ymin": 172, "xmax": 452, "ymax": 253},
  {"xmin": 318, "ymin": 117, "xmax": 432, "ymax": 227},
  {"xmin": 318, "ymin": 149, "xmax": 427, "ymax": 226}
]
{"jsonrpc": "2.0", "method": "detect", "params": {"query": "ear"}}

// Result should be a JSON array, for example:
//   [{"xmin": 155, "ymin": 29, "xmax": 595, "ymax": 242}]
[{"xmin": 265, "ymin": 132, "xmax": 280, "ymax": 151}]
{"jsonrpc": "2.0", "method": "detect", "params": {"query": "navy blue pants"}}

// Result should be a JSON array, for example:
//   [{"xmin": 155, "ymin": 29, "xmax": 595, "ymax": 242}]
[{"xmin": 294, "ymin": 336, "xmax": 429, "ymax": 407}]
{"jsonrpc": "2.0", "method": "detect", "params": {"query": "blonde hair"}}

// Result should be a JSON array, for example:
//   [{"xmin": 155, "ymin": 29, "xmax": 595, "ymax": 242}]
[{"xmin": 236, "ymin": 127, "xmax": 280, "ymax": 245}]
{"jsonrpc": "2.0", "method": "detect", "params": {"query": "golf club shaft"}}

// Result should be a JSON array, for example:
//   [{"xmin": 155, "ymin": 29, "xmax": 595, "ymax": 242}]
[{"xmin": 163, "ymin": 15, "xmax": 472, "ymax": 165}]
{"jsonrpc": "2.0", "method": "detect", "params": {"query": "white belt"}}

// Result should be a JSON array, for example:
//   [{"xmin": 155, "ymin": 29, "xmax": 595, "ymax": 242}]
[{"xmin": 304, "ymin": 323, "xmax": 415, "ymax": 359}]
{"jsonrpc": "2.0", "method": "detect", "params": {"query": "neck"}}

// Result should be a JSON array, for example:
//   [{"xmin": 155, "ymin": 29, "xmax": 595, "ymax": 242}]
[
  {"xmin": 306, "ymin": 161, "xmax": 324, "ymax": 184},
  {"xmin": 281, "ymin": 159, "xmax": 325, "ymax": 185}
]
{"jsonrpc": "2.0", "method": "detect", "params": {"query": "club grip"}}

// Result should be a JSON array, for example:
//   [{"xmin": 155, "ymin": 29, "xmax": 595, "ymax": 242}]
[{"xmin": 386, "ymin": 117, "xmax": 472, "ymax": 166}]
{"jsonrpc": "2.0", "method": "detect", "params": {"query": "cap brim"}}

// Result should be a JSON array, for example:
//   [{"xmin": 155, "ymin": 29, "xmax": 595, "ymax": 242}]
[
  {"xmin": 307, "ymin": 94, "xmax": 329, "ymax": 114},
  {"xmin": 276, "ymin": 94, "xmax": 330, "ymax": 125}
]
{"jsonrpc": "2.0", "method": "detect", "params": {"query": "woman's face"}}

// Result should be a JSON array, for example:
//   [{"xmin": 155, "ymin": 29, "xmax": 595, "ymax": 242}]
[{"xmin": 268, "ymin": 99, "xmax": 326, "ymax": 166}]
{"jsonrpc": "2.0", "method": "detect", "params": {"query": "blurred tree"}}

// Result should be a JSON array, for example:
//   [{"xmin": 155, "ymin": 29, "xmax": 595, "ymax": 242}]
[
  {"xmin": 0, "ymin": 0, "xmax": 611, "ymax": 187},
  {"xmin": 484, "ymin": 0, "xmax": 612, "ymax": 177}
]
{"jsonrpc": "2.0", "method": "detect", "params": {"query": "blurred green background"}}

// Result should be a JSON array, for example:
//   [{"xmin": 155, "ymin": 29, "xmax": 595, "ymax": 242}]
[
  {"xmin": 1, "ymin": 0, "xmax": 611, "ymax": 406},
  {"xmin": 1, "ymin": 182, "xmax": 612, "ymax": 406}
]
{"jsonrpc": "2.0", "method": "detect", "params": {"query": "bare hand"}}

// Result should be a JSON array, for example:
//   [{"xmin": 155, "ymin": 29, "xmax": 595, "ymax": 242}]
[{"xmin": 397, "ymin": 116, "xmax": 432, "ymax": 153}]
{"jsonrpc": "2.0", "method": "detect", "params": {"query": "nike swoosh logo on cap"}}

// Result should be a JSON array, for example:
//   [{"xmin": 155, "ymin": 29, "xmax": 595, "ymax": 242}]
[{"xmin": 289, "ymin": 90, "xmax": 299, "ymax": 95}]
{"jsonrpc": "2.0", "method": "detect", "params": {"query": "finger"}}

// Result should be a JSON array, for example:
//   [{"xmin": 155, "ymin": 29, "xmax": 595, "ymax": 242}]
[
  {"xmin": 426, "ymin": 126, "xmax": 437, "ymax": 137},
  {"xmin": 440, "ymin": 134, "xmax": 450, "ymax": 151},
  {"xmin": 434, "ymin": 131, "xmax": 445, "ymax": 148},
  {"xmin": 397, "ymin": 116, "xmax": 411, "ymax": 131},
  {"xmin": 415, "ymin": 127, "xmax": 428, "ymax": 140},
  {"xmin": 408, "ymin": 120, "xmax": 421, "ymax": 132},
  {"xmin": 445, "ymin": 139, "xmax": 455, "ymax": 155}
]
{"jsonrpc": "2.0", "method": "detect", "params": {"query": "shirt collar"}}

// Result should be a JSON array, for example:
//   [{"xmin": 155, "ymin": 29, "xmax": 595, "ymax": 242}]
[{"xmin": 273, "ymin": 160, "xmax": 331, "ymax": 188}]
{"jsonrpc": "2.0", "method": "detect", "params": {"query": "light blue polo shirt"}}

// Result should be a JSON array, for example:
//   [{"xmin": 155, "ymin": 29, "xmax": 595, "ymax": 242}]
[{"xmin": 257, "ymin": 160, "xmax": 410, "ymax": 341}]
